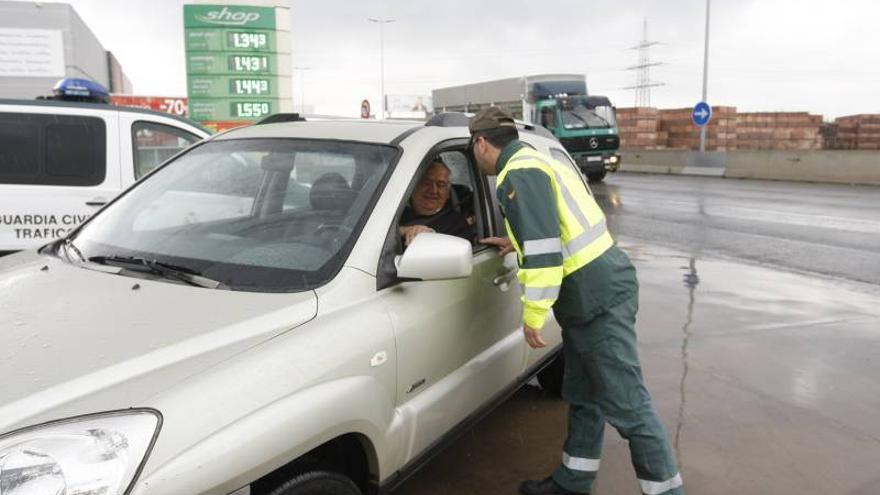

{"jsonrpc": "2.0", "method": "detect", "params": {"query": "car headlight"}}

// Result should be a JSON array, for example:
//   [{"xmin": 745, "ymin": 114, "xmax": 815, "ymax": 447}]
[{"xmin": 0, "ymin": 410, "xmax": 161, "ymax": 495}]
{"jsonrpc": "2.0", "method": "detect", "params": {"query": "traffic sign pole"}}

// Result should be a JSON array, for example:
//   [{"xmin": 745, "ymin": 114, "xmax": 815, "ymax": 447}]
[{"xmin": 700, "ymin": 0, "xmax": 712, "ymax": 152}]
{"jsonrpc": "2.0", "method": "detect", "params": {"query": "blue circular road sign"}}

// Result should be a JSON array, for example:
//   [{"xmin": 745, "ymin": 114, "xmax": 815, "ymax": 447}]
[{"xmin": 692, "ymin": 102, "xmax": 712, "ymax": 126}]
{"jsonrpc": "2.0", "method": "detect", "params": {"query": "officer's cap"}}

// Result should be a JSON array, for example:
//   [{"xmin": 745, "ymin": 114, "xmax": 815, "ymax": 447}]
[{"xmin": 469, "ymin": 107, "xmax": 516, "ymax": 134}]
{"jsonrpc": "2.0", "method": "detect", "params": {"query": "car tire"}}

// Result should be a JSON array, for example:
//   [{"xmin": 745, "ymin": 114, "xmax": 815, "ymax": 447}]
[
  {"xmin": 587, "ymin": 170, "xmax": 607, "ymax": 183},
  {"xmin": 268, "ymin": 470, "xmax": 362, "ymax": 495},
  {"xmin": 537, "ymin": 352, "xmax": 565, "ymax": 398}
]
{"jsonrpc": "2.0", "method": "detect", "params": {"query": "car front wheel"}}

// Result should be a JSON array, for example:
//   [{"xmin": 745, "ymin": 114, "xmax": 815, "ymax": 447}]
[{"xmin": 268, "ymin": 471, "xmax": 362, "ymax": 495}]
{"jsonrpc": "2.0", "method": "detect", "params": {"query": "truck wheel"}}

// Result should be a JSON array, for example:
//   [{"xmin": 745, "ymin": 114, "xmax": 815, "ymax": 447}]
[
  {"xmin": 537, "ymin": 352, "xmax": 565, "ymax": 398},
  {"xmin": 268, "ymin": 471, "xmax": 361, "ymax": 495},
  {"xmin": 586, "ymin": 170, "xmax": 607, "ymax": 183}
]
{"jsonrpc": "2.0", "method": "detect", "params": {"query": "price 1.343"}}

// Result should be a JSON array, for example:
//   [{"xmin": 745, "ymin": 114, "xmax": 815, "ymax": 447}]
[{"xmin": 227, "ymin": 32, "xmax": 269, "ymax": 50}]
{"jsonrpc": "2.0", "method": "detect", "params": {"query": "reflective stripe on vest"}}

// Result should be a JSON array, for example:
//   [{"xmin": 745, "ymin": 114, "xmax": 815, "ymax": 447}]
[{"xmin": 502, "ymin": 150, "xmax": 612, "ymax": 272}]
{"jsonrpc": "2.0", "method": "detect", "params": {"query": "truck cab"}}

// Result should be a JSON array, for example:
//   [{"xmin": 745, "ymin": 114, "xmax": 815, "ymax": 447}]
[{"xmin": 534, "ymin": 95, "xmax": 620, "ymax": 183}]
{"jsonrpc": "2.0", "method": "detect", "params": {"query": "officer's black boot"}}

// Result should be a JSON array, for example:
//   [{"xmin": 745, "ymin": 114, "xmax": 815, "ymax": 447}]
[{"xmin": 519, "ymin": 476, "xmax": 588, "ymax": 495}]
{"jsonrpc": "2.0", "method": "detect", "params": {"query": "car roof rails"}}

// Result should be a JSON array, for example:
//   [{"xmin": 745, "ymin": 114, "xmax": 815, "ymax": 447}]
[
  {"xmin": 256, "ymin": 113, "xmax": 306, "ymax": 125},
  {"xmin": 426, "ymin": 112, "xmax": 556, "ymax": 140}
]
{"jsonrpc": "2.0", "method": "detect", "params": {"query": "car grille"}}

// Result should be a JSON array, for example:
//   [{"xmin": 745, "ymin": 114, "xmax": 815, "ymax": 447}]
[{"xmin": 559, "ymin": 135, "xmax": 620, "ymax": 153}]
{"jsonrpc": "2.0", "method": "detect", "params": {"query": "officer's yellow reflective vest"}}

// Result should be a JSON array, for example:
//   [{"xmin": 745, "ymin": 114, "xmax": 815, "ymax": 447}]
[{"xmin": 497, "ymin": 146, "xmax": 614, "ymax": 330}]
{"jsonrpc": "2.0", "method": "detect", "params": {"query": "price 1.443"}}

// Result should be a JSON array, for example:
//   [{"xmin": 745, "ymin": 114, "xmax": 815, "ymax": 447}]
[{"xmin": 231, "ymin": 79, "xmax": 270, "ymax": 95}]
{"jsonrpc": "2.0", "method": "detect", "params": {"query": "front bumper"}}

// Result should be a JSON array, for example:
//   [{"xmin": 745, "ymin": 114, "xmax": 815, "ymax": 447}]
[{"xmin": 575, "ymin": 154, "xmax": 620, "ymax": 173}]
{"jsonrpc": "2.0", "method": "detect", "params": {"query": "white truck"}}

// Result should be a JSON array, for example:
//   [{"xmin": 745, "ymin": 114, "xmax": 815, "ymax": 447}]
[{"xmin": 0, "ymin": 96, "xmax": 210, "ymax": 255}]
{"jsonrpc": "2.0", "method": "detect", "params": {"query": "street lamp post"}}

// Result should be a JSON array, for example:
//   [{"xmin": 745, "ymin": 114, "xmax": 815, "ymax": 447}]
[
  {"xmin": 699, "ymin": 0, "xmax": 711, "ymax": 152},
  {"xmin": 367, "ymin": 17, "xmax": 394, "ymax": 120},
  {"xmin": 293, "ymin": 66, "xmax": 311, "ymax": 114}
]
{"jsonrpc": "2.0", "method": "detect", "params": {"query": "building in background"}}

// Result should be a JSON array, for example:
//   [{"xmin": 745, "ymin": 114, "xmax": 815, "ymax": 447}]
[
  {"xmin": 184, "ymin": 0, "xmax": 292, "ymax": 131},
  {"xmin": 0, "ymin": 0, "xmax": 131, "ymax": 99},
  {"xmin": 385, "ymin": 94, "xmax": 432, "ymax": 120}
]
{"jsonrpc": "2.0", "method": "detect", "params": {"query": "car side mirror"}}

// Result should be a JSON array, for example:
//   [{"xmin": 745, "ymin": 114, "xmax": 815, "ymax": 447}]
[{"xmin": 395, "ymin": 233, "xmax": 472, "ymax": 281}]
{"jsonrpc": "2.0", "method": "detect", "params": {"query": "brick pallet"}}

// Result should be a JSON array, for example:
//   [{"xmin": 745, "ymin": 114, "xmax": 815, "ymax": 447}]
[
  {"xmin": 835, "ymin": 114, "xmax": 880, "ymax": 150},
  {"xmin": 735, "ymin": 112, "xmax": 823, "ymax": 151}
]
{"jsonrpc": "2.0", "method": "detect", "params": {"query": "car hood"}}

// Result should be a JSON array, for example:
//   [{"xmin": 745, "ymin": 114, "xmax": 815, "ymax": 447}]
[{"xmin": 0, "ymin": 251, "xmax": 317, "ymax": 433}]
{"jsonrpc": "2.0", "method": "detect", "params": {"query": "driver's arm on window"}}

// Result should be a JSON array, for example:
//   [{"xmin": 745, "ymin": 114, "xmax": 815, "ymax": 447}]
[{"xmin": 399, "ymin": 224, "xmax": 434, "ymax": 247}]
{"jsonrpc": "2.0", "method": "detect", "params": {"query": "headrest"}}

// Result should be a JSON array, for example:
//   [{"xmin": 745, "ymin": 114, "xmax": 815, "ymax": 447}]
[{"xmin": 310, "ymin": 172, "xmax": 356, "ymax": 212}]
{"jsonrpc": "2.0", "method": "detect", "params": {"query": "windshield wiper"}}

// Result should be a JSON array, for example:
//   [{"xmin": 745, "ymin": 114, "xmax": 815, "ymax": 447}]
[{"xmin": 88, "ymin": 255, "xmax": 226, "ymax": 289}]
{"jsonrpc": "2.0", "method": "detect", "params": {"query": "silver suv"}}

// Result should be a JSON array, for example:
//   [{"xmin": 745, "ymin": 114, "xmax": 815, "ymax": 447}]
[{"xmin": 0, "ymin": 115, "xmax": 576, "ymax": 495}]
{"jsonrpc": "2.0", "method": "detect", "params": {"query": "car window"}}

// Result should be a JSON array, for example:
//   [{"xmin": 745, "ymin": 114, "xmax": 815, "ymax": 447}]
[
  {"xmin": 133, "ymin": 121, "xmax": 201, "ymax": 179},
  {"xmin": 0, "ymin": 112, "xmax": 106, "ymax": 186},
  {"xmin": 550, "ymin": 147, "xmax": 577, "ymax": 169},
  {"xmin": 69, "ymin": 138, "xmax": 398, "ymax": 292},
  {"xmin": 396, "ymin": 149, "xmax": 483, "ymax": 252},
  {"xmin": 550, "ymin": 147, "xmax": 594, "ymax": 196}
]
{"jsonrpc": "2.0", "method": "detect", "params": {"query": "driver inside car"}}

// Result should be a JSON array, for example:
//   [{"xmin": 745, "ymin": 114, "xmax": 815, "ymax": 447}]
[{"xmin": 398, "ymin": 158, "xmax": 475, "ymax": 247}]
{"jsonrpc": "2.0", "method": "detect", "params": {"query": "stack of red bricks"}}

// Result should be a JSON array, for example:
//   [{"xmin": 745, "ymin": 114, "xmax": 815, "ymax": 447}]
[
  {"xmin": 835, "ymin": 115, "xmax": 880, "ymax": 150},
  {"xmin": 659, "ymin": 106, "xmax": 738, "ymax": 151},
  {"xmin": 736, "ymin": 112, "xmax": 823, "ymax": 150},
  {"xmin": 616, "ymin": 107, "xmax": 667, "ymax": 150}
]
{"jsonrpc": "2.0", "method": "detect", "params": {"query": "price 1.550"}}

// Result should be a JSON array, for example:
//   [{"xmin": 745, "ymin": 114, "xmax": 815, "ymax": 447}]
[{"xmin": 232, "ymin": 102, "xmax": 272, "ymax": 119}]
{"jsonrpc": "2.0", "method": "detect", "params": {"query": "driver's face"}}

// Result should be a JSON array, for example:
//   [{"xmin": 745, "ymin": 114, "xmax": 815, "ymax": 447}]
[{"xmin": 412, "ymin": 163, "xmax": 451, "ymax": 215}]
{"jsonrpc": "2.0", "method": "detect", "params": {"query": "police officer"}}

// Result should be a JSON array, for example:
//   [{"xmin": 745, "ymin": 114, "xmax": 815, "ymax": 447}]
[{"xmin": 470, "ymin": 107, "xmax": 683, "ymax": 495}]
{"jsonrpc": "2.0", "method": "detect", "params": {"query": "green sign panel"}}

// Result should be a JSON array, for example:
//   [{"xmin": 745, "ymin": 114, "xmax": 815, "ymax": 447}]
[
  {"xmin": 184, "ymin": 4, "xmax": 282, "ymax": 126},
  {"xmin": 184, "ymin": 5, "xmax": 276, "ymax": 29},
  {"xmin": 189, "ymin": 75, "xmax": 274, "ymax": 98},
  {"xmin": 185, "ymin": 29, "xmax": 278, "ymax": 53},
  {"xmin": 189, "ymin": 99, "xmax": 276, "ymax": 121}
]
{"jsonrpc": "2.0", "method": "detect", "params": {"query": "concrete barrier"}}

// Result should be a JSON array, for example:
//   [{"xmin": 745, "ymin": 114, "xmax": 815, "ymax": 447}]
[{"xmin": 619, "ymin": 150, "xmax": 880, "ymax": 186}]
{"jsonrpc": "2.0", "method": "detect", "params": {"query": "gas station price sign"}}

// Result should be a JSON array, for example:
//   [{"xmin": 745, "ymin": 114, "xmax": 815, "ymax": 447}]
[
  {"xmin": 229, "ymin": 54, "xmax": 270, "ymax": 73},
  {"xmin": 184, "ymin": 4, "xmax": 281, "ymax": 124},
  {"xmin": 228, "ymin": 31, "xmax": 269, "ymax": 50}
]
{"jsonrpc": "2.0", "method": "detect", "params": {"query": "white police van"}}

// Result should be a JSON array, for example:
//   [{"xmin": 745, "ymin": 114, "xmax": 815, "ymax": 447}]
[{"xmin": 0, "ymin": 79, "xmax": 211, "ymax": 255}]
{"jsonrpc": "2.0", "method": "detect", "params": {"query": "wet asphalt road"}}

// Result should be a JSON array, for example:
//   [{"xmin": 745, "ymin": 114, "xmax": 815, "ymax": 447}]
[
  {"xmin": 596, "ymin": 174, "xmax": 880, "ymax": 286},
  {"xmin": 397, "ymin": 174, "xmax": 880, "ymax": 495}
]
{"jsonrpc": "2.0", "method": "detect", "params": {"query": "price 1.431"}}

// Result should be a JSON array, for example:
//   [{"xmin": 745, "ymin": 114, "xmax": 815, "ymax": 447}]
[{"xmin": 229, "ymin": 55, "xmax": 270, "ymax": 73}]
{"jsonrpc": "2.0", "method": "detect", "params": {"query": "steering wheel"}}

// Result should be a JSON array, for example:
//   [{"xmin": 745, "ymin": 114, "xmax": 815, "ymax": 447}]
[{"xmin": 314, "ymin": 223, "xmax": 355, "ymax": 250}]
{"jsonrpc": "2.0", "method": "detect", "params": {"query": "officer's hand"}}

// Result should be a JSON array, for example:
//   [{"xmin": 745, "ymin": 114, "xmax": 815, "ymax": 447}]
[
  {"xmin": 480, "ymin": 236, "xmax": 514, "ymax": 256},
  {"xmin": 400, "ymin": 225, "xmax": 434, "ymax": 247},
  {"xmin": 523, "ymin": 324, "xmax": 547, "ymax": 349}
]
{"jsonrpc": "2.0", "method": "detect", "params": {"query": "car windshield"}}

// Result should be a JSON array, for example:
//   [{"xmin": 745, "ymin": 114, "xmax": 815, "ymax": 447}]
[
  {"xmin": 560, "ymin": 98, "xmax": 617, "ymax": 130},
  {"xmin": 65, "ymin": 138, "xmax": 398, "ymax": 292}
]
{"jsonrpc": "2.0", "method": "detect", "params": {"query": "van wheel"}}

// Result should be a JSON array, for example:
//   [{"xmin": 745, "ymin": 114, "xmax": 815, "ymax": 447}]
[
  {"xmin": 268, "ymin": 470, "xmax": 361, "ymax": 495},
  {"xmin": 537, "ymin": 352, "xmax": 565, "ymax": 398},
  {"xmin": 587, "ymin": 170, "xmax": 607, "ymax": 183}
]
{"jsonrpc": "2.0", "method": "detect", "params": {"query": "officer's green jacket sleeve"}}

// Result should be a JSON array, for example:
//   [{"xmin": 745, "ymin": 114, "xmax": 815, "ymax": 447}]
[{"xmin": 497, "ymin": 168, "xmax": 563, "ymax": 331}]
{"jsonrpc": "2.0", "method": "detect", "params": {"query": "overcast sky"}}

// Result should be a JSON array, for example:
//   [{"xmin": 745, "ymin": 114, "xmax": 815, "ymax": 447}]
[{"xmin": 58, "ymin": 0, "xmax": 879, "ymax": 119}]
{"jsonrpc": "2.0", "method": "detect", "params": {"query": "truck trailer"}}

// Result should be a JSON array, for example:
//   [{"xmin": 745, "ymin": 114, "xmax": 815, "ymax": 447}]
[{"xmin": 433, "ymin": 74, "xmax": 620, "ymax": 182}]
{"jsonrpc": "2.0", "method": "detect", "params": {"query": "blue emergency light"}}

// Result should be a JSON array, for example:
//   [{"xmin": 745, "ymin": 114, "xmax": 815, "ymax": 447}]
[{"xmin": 51, "ymin": 78, "xmax": 111, "ymax": 104}]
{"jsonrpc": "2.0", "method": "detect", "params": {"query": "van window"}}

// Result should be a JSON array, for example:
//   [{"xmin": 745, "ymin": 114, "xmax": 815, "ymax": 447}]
[
  {"xmin": 0, "ymin": 113, "xmax": 106, "ymax": 186},
  {"xmin": 133, "ymin": 121, "xmax": 201, "ymax": 179},
  {"xmin": 0, "ymin": 120, "xmax": 39, "ymax": 176}
]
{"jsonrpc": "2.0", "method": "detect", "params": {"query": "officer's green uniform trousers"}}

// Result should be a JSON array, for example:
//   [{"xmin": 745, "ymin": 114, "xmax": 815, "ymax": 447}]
[
  {"xmin": 495, "ymin": 141, "xmax": 682, "ymax": 495},
  {"xmin": 551, "ymin": 247, "xmax": 682, "ymax": 495}
]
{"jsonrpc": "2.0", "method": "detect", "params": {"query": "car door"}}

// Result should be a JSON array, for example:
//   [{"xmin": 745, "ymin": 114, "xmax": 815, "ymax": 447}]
[
  {"xmin": 377, "ymin": 141, "xmax": 526, "ymax": 463},
  {"xmin": 0, "ymin": 107, "xmax": 119, "ymax": 253}
]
